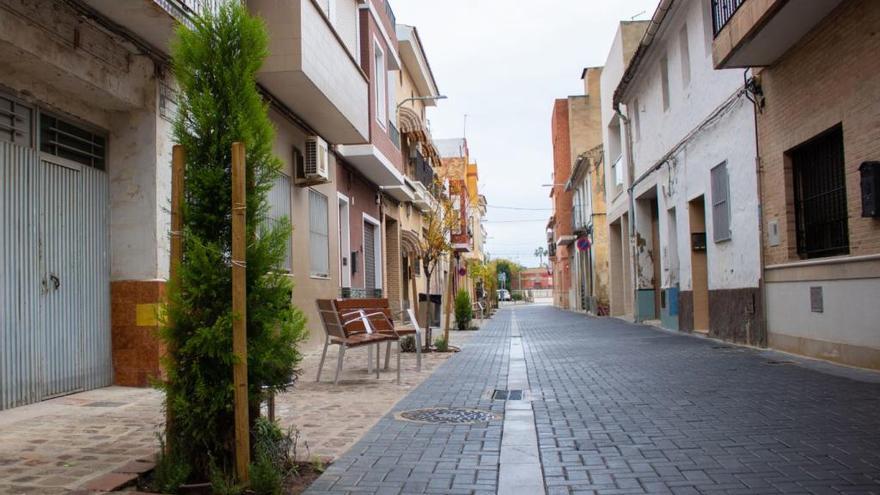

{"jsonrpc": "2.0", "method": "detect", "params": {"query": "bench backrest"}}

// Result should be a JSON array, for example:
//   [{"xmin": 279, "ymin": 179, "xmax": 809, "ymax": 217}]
[
  {"xmin": 316, "ymin": 299, "xmax": 349, "ymax": 340},
  {"xmin": 334, "ymin": 298, "xmax": 394, "ymax": 333}
]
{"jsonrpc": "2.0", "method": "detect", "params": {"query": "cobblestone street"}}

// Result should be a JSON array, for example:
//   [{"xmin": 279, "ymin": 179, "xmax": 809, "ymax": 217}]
[{"xmin": 308, "ymin": 304, "xmax": 880, "ymax": 494}]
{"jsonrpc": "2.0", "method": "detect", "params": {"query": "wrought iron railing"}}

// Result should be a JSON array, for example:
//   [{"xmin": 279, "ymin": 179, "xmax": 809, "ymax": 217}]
[
  {"xmin": 155, "ymin": 0, "xmax": 226, "ymax": 26},
  {"xmin": 413, "ymin": 150, "xmax": 434, "ymax": 187},
  {"xmin": 340, "ymin": 287, "xmax": 384, "ymax": 299},
  {"xmin": 712, "ymin": 0, "xmax": 746, "ymax": 36}
]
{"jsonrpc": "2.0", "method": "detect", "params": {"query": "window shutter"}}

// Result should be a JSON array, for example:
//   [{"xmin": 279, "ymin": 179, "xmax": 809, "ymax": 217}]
[
  {"xmin": 266, "ymin": 174, "xmax": 293, "ymax": 272},
  {"xmin": 309, "ymin": 190, "xmax": 330, "ymax": 277},
  {"xmin": 711, "ymin": 162, "xmax": 731, "ymax": 242}
]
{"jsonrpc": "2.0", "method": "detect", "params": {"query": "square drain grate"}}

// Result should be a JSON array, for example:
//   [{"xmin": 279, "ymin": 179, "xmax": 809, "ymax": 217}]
[{"xmin": 492, "ymin": 389, "xmax": 523, "ymax": 401}]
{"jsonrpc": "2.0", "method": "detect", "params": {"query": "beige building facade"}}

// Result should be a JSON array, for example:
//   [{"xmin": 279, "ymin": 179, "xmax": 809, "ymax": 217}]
[{"xmin": 714, "ymin": 0, "xmax": 880, "ymax": 369}]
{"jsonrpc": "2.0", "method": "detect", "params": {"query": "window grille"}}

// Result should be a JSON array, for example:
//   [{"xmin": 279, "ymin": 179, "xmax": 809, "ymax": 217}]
[
  {"xmin": 40, "ymin": 113, "xmax": 106, "ymax": 170},
  {"xmin": 792, "ymin": 125, "xmax": 849, "ymax": 259},
  {"xmin": 0, "ymin": 95, "xmax": 32, "ymax": 147}
]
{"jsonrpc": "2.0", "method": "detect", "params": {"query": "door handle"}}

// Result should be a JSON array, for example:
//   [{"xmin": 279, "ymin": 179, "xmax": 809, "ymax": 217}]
[{"xmin": 50, "ymin": 274, "xmax": 60, "ymax": 291}]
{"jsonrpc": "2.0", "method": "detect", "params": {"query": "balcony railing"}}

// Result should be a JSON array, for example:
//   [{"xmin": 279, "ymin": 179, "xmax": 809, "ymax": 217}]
[
  {"xmin": 412, "ymin": 150, "xmax": 434, "ymax": 187},
  {"xmin": 340, "ymin": 287, "xmax": 384, "ymax": 299},
  {"xmin": 712, "ymin": 0, "xmax": 746, "ymax": 36},
  {"xmin": 155, "ymin": 0, "xmax": 226, "ymax": 26}
]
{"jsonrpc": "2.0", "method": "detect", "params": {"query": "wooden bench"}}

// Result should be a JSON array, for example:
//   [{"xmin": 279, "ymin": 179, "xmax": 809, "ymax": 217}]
[
  {"xmin": 315, "ymin": 299, "xmax": 396, "ymax": 385},
  {"xmin": 334, "ymin": 298, "xmax": 423, "ymax": 373}
]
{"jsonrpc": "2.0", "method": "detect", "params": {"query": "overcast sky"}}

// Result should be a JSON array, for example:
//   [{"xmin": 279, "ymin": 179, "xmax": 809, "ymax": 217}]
[{"xmin": 393, "ymin": 0, "xmax": 660, "ymax": 268}]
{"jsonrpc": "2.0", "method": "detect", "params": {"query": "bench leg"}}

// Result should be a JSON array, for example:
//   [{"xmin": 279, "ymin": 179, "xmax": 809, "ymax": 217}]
[
  {"xmin": 375, "ymin": 343, "xmax": 380, "ymax": 379},
  {"xmin": 317, "ymin": 336, "xmax": 329, "ymax": 382},
  {"xmin": 334, "ymin": 345, "xmax": 346, "ymax": 385},
  {"xmin": 384, "ymin": 340, "xmax": 392, "ymax": 370},
  {"xmin": 415, "ymin": 329, "xmax": 422, "ymax": 372},
  {"xmin": 367, "ymin": 345, "xmax": 373, "ymax": 374},
  {"xmin": 397, "ymin": 339, "xmax": 401, "ymax": 385}
]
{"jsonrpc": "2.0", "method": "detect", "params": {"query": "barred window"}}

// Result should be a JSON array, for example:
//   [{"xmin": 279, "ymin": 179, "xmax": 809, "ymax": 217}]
[
  {"xmin": 40, "ymin": 113, "xmax": 106, "ymax": 170},
  {"xmin": 791, "ymin": 125, "xmax": 849, "ymax": 259}
]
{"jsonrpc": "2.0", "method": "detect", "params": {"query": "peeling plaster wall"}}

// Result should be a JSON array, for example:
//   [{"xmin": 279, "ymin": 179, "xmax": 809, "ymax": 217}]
[{"xmin": 622, "ymin": 0, "xmax": 761, "ymax": 293}]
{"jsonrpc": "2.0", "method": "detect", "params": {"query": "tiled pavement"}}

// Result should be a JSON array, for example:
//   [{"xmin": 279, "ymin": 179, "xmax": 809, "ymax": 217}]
[
  {"xmin": 307, "ymin": 304, "xmax": 880, "ymax": 494},
  {"xmin": 0, "ymin": 330, "xmax": 473, "ymax": 495}
]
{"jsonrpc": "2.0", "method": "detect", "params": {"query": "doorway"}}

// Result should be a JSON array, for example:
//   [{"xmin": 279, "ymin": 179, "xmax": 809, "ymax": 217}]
[
  {"xmin": 689, "ymin": 196, "xmax": 710, "ymax": 333},
  {"xmin": 338, "ymin": 195, "xmax": 351, "ymax": 289},
  {"xmin": 1, "ymin": 107, "xmax": 111, "ymax": 409}
]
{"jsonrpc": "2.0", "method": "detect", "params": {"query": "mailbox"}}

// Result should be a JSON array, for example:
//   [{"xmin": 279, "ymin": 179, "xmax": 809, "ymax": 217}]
[
  {"xmin": 860, "ymin": 161, "xmax": 880, "ymax": 217},
  {"xmin": 691, "ymin": 232, "xmax": 707, "ymax": 251}
]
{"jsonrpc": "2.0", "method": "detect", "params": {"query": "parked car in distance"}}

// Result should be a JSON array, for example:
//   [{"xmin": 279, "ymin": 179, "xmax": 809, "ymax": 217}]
[{"xmin": 497, "ymin": 289, "xmax": 511, "ymax": 302}]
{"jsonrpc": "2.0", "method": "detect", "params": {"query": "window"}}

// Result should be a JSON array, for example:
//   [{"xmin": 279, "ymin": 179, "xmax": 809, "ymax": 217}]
[
  {"xmin": 374, "ymin": 40, "xmax": 387, "ymax": 127},
  {"xmin": 309, "ymin": 189, "xmax": 330, "ymax": 277},
  {"xmin": 0, "ymin": 94, "xmax": 31, "ymax": 146},
  {"xmin": 327, "ymin": 0, "xmax": 336, "ymax": 25},
  {"xmin": 679, "ymin": 25, "xmax": 691, "ymax": 88},
  {"xmin": 632, "ymin": 99, "xmax": 641, "ymax": 141},
  {"xmin": 791, "ymin": 125, "xmax": 849, "ymax": 258},
  {"xmin": 613, "ymin": 155, "xmax": 624, "ymax": 190},
  {"xmin": 711, "ymin": 162, "xmax": 731, "ymax": 242},
  {"xmin": 267, "ymin": 174, "xmax": 293, "ymax": 272},
  {"xmin": 660, "ymin": 56, "xmax": 670, "ymax": 111},
  {"xmin": 40, "ymin": 113, "xmax": 106, "ymax": 169}
]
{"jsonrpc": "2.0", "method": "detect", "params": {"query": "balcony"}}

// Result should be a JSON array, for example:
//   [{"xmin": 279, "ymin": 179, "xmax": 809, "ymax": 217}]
[
  {"xmin": 712, "ymin": 0, "xmax": 844, "ymax": 69},
  {"xmin": 250, "ymin": 0, "xmax": 369, "ymax": 144},
  {"xmin": 82, "ymin": 0, "xmax": 221, "ymax": 51}
]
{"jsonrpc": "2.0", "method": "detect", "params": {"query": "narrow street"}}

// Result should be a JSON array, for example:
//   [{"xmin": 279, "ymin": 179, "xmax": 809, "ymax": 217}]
[{"xmin": 308, "ymin": 305, "xmax": 880, "ymax": 495}]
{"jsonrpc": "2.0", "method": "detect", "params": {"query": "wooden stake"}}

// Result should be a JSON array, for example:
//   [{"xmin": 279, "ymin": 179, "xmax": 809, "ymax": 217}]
[
  {"xmin": 443, "ymin": 258, "xmax": 454, "ymax": 344},
  {"xmin": 166, "ymin": 145, "xmax": 185, "ymax": 452},
  {"xmin": 410, "ymin": 258, "xmax": 420, "ymax": 325},
  {"xmin": 231, "ymin": 142, "xmax": 250, "ymax": 483}
]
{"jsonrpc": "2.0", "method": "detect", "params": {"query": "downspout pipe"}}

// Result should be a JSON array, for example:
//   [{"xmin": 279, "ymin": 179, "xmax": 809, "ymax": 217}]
[
  {"xmin": 615, "ymin": 106, "xmax": 640, "ymax": 320},
  {"xmin": 611, "ymin": 0, "xmax": 674, "ymax": 321}
]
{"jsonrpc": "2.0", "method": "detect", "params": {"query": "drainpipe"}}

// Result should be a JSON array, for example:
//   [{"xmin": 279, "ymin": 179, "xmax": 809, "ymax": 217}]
[
  {"xmin": 615, "ymin": 105, "xmax": 640, "ymax": 320},
  {"xmin": 746, "ymin": 68, "xmax": 768, "ymax": 347}
]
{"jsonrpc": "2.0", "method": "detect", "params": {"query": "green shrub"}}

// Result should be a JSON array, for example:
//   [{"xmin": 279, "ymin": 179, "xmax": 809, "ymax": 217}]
[
  {"xmin": 161, "ymin": 2, "xmax": 307, "ymax": 480},
  {"xmin": 210, "ymin": 467, "xmax": 244, "ymax": 495},
  {"xmin": 512, "ymin": 292, "xmax": 524, "ymax": 302},
  {"xmin": 399, "ymin": 335, "xmax": 417, "ymax": 353},
  {"xmin": 454, "ymin": 289, "xmax": 473, "ymax": 330},
  {"xmin": 249, "ymin": 454, "xmax": 282, "ymax": 495},
  {"xmin": 151, "ymin": 435, "xmax": 190, "ymax": 494},
  {"xmin": 434, "ymin": 336, "xmax": 449, "ymax": 352}
]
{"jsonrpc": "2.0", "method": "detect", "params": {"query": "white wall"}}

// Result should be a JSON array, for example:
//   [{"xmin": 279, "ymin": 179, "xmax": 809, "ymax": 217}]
[
  {"xmin": 620, "ymin": 0, "xmax": 760, "ymax": 292},
  {"xmin": 600, "ymin": 26, "xmax": 631, "ymax": 223}
]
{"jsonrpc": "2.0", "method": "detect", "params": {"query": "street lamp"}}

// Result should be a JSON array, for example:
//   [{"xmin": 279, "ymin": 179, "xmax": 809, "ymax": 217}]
[{"xmin": 397, "ymin": 95, "xmax": 448, "ymax": 110}]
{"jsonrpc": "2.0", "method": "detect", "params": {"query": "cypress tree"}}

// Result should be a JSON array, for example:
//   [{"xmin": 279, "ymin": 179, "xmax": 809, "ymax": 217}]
[{"xmin": 162, "ymin": 2, "xmax": 306, "ymax": 477}]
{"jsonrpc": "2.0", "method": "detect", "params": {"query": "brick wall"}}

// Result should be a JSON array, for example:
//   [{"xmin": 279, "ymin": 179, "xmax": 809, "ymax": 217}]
[{"xmin": 759, "ymin": 0, "xmax": 880, "ymax": 265}]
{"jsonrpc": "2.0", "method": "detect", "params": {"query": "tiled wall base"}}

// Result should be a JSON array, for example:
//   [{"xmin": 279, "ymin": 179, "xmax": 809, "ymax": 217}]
[{"xmin": 111, "ymin": 280, "xmax": 165, "ymax": 387}]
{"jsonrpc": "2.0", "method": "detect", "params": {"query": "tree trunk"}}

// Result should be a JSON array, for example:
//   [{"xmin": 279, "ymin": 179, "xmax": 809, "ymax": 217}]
[
  {"xmin": 423, "ymin": 273, "xmax": 432, "ymax": 350},
  {"xmin": 443, "ymin": 264, "xmax": 454, "ymax": 344}
]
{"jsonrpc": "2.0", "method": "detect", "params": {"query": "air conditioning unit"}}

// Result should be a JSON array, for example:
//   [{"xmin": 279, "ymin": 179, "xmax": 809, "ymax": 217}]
[{"xmin": 295, "ymin": 136, "xmax": 330, "ymax": 185}]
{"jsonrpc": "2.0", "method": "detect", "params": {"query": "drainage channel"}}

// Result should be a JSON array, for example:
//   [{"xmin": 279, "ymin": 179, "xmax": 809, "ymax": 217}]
[{"xmin": 498, "ymin": 312, "xmax": 546, "ymax": 495}]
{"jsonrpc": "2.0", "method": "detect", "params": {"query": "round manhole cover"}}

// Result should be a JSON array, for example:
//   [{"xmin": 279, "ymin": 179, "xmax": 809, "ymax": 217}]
[{"xmin": 396, "ymin": 407, "xmax": 499, "ymax": 425}]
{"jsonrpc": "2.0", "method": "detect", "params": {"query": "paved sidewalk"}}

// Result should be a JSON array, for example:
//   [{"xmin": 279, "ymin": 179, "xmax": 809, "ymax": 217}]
[
  {"xmin": 0, "ymin": 330, "xmax": 472, "ymax": 495},
  {"xmin": 307, "ymin": 304, "xmax": 880, "ymax": 494}
]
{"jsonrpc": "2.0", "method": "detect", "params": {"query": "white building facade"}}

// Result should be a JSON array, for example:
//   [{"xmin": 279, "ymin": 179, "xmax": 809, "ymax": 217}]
[{"xmin": 605, "ymin": 0, "xmax": 764, "ymax": 345}]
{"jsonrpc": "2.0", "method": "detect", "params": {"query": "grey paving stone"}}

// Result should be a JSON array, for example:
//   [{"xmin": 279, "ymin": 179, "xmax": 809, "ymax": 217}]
[{"xmin": 306, "ymin": 305, "xmax": 880, "ymax": 495}]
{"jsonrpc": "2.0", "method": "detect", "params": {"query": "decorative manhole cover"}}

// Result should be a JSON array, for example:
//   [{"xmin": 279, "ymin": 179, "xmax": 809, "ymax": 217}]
[{"xmin": 396, "ymin": 408, "xmax": 499, "ymax": 425}]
